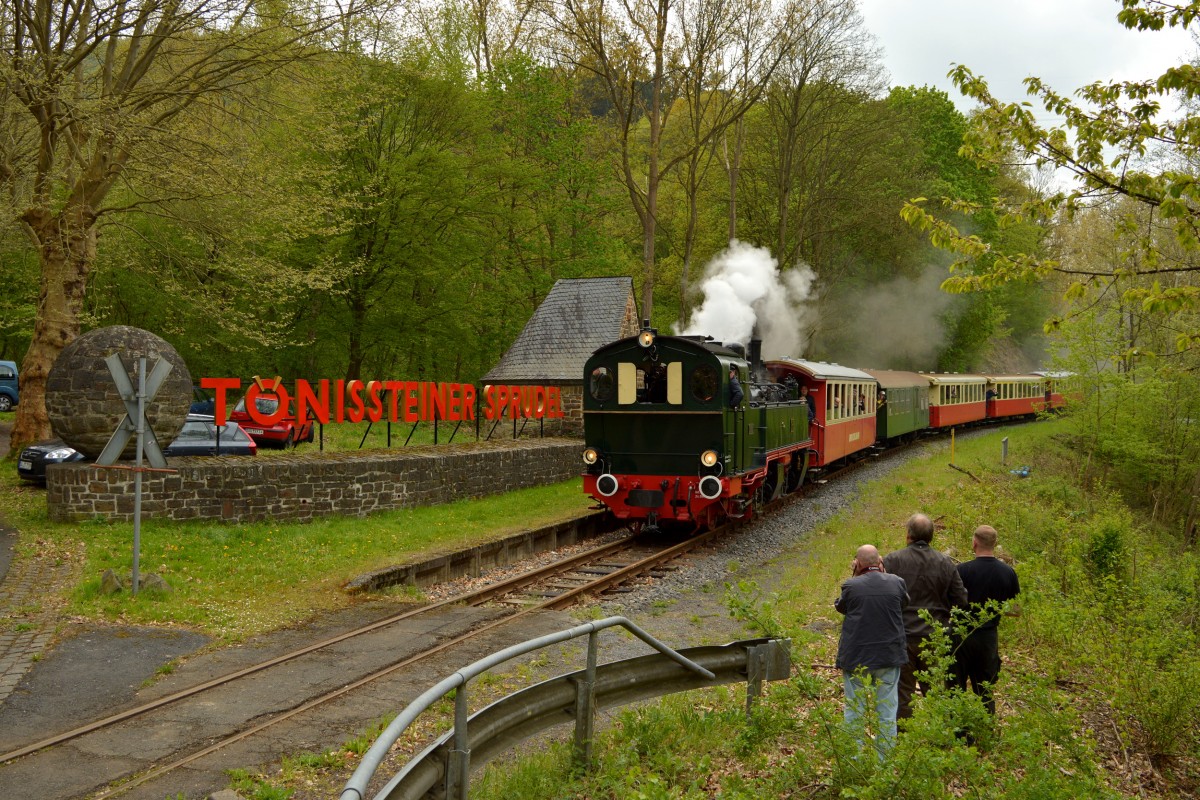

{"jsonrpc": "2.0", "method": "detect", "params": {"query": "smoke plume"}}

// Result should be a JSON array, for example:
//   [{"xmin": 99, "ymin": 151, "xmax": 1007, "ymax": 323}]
[
  {"xmin": 676, "ymin": 240, "xmax": 816, "ymax": 359},
  {"xmin": 816, "ymin": 265, "xmax": 956, "ymax": 370}
]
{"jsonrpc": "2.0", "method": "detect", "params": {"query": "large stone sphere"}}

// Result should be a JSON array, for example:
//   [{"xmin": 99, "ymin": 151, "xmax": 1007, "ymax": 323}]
[{"xmin": 46, "ymin": 326, "xmax": 193, "ymax": 459}]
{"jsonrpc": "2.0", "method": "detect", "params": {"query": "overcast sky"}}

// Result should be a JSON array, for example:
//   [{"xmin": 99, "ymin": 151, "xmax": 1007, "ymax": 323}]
[{"xmin": 857, "ymin": 0, "xmax": 1197, "ymax": 119}]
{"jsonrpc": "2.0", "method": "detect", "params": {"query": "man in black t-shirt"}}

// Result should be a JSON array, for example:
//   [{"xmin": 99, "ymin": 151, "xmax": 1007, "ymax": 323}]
[{"xmin": 954, "ymin": 525, "xmax": 1021, "ymax": 714}]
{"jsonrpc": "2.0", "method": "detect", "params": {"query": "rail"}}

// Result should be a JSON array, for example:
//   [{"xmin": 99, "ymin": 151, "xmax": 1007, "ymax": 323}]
[{"xmin": 340, "ymin": 617, "xmax": 790, "ymax": 800}]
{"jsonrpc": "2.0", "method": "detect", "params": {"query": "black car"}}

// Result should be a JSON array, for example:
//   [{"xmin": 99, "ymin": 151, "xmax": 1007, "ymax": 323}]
[
  {"xmin": 163, "ymin": 414, "xmax": 257, "ymax": 457},
  {"xmin": 17, "ymin": 416, "xmax": 255, "ymax": 482},
  {"xmin": 17, "ymin": 439, "xmax": 87, "ymax": 482}
]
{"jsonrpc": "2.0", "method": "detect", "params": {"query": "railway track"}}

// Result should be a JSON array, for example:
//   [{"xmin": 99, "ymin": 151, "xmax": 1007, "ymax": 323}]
[
  {"xmin": 0, "ymin": 427, "xmax": 972, "ymax": 799},
  {"xmin": 0, "ymin": 524, "xmax": 738, "ymax": 800}
]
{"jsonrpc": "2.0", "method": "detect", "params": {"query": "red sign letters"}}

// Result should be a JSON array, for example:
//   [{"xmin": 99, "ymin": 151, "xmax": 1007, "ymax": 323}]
[{"xmin": 201, "ymin": 377, "xmax": 564, "ymax": 427}]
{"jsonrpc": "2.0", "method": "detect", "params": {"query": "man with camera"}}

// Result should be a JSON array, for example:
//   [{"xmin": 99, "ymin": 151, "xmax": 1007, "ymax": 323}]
[{"xmin": 834, "ymin": 544, "xmax": 909, "ymax": 758}]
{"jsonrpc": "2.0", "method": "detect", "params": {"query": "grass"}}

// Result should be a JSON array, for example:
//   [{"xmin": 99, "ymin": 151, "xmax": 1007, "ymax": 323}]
[
  {"xmin": 0, "ymin": 467, "xmax": 592, "ymax": 640},
  {"xmin": 459, "ymin": 418, "xmax": 1199, "ymax": 800}
]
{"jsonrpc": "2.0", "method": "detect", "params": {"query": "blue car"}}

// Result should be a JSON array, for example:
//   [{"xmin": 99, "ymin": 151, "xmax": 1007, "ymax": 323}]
[
  {"xmin": 0, "ymin": 360, "xmax": 17, "ymax": 412},
  {"xmin": 190, "ymin": 386, "xmax": 215, "ymax": 415}
]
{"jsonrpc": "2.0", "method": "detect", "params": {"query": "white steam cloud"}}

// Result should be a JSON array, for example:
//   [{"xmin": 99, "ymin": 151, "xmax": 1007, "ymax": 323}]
[{"xmin": 676, "ymin": 240, "xmax": 816, "ymax": 359}]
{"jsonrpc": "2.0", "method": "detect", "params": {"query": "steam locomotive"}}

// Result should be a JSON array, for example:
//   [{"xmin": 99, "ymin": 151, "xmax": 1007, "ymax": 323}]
[{"xmin": 581, "ymin": 324, "xmax": 1064, "ymax": 534}]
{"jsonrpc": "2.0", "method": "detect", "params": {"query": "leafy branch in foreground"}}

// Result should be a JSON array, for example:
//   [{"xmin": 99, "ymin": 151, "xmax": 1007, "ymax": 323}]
[{"xmin": 904, "ymin": 0, "xmax": 1200, "ymax": 349}]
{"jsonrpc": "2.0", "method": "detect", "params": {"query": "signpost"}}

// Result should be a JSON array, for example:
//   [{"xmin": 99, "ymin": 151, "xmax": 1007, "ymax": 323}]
[{"xmin": 95, "ymin": 353, "xmax": 175, "ymax": 595}]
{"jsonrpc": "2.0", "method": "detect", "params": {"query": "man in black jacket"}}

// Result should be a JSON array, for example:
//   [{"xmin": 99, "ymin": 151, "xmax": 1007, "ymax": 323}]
[
  {"xmin": 883, "ymin": 513, "xmax": 968, "ymax": 719},
  {"xmin": 835, "ymin": 544, "xmax": 909, "ymax": 757}
]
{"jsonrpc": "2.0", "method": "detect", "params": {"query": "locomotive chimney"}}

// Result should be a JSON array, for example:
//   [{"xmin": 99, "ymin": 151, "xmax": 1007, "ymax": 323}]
[{"xmin": 749, "ymin": 331, "xmax": 763, "ymax": 380}]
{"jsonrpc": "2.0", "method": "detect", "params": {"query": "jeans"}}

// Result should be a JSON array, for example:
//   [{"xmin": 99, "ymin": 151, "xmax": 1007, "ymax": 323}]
[{"xmin": 843, "ymin": 666, "xmax": 900, "ymax": 759}]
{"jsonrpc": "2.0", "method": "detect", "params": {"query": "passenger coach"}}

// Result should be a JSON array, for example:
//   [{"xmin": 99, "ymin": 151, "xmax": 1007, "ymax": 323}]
[
  {"xmin": 862, "ymin": 370, "xmax": 930, "ymax": 444},
  {"xmin": 767, "ymin": 359, "xmax": 876, "ymax": 467},
  {"xmin": 921, "ymin": 373, "xmax": 987, "ymax": 428},
  {"xmin": 985, "ymin": 374, "xmax": 1047, "ymax": 418}
]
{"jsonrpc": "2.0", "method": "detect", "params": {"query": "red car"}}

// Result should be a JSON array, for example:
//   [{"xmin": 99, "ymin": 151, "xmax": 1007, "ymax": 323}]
[{"xmin": 229, "ymin": 392, "xmax": 315, "ymax": 448}]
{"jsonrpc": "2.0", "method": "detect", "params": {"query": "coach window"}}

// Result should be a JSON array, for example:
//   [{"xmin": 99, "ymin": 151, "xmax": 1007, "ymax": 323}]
[
  {"xmin": 590, "ymin": 366, "xmax": 614, "ymax": 402},
  {"xmin": 690, "ymin": 364, "xmax": 717, "ymax": 403}
]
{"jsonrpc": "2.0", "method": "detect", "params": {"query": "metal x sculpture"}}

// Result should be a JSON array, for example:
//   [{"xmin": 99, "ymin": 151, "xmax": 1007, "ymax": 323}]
[{"xmin": 96, "ymin": 353, "xmax": 173, "ymax": 469}]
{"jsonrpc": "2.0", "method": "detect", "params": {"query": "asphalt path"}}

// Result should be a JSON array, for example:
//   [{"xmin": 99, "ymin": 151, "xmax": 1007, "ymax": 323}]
[{"xmin": 0, "ymin": 594, "xmax": 579, "ymax": 800}]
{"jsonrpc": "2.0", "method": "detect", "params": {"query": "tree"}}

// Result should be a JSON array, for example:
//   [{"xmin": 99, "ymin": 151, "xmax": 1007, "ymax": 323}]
[
  {"xmin": 901, "ymin": 0, "xmax": 1200, "ymax": 354},
  {"xmin": 0, "ymin": 0, "xmax": 346, "ymax": 455},
  {"xmin": 900, "ymin": 0, "xmax": 1200, "ymax": 538},
  {"xmin": 534, "ymin": 0, "xmax": 800, "ymax": 323},
  {"xmin": 748, "ymin": 0, "xmax": 883, "ymax": 269}
]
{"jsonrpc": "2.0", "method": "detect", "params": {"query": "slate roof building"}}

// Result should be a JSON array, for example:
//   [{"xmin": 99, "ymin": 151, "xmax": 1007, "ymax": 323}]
[{"xmin": 484, "ymin": 277, "xmax": 639, "ymax": 435}]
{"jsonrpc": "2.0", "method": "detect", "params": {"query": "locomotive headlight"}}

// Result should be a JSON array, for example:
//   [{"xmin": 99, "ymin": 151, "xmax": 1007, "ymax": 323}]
[
  {"xmin": 638, "ymin": 330, "xmax": 655, "ymax": 348},
  {"xmin": 700, "ymin": 449, "xmax": 719, "ymax": 467},
  {"xmin": 583, "ymin": 447, "xmax": 599, "ymax": 465}
]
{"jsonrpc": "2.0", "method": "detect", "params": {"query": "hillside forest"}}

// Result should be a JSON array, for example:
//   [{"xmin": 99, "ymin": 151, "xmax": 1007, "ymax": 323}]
[{"xmin": 3, "ymin": 0, "xmax": 1200, "ymax": 540}]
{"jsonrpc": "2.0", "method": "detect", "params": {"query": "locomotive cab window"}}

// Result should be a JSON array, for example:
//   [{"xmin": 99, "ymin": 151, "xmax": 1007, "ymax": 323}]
[
  {"xmin": 619, "ymin": 361, "xmax": 684, "ymax": 405},
  {"xmin": 690, "ymin": 364, "xmax": 718, "ymax": 402},
  {"xmin": 589, "ymin": 366, "xmax": 615, "ymax": 401}
]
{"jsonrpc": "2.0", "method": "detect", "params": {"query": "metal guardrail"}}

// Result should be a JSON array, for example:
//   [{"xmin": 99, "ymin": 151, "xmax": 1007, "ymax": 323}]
[{"xmin": 340, "ymin": 617, "xmax": 790, "ymax": 800}]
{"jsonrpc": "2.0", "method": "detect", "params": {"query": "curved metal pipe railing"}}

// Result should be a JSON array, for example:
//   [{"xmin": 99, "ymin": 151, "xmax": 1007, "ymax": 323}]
[{"xmin": 341, "ymin": 616, "xmax": 790, "ymax": 800}]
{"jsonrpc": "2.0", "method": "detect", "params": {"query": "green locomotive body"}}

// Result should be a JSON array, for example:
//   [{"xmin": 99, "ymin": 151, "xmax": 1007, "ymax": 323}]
[{"xmin": 582, "ymin": 328, "xmax": 810, "ymax": 533}]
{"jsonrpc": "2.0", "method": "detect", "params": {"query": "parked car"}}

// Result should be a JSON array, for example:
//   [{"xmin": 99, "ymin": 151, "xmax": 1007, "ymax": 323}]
[
  {"xmin": 229, "ymin": 393, "xmax": 314, "ymax": 448},
  {"xmin": 163, "ymin": 414, "xmax": 257, "ymax": 457},
  {"xmin": 0, "ymin": 360, "xmax": 18, "ymax": 412},
  {"xmin": 17, "ymin": 439, "xmax": 86, "ymax": 482},
  {"xmin": 189, "ymin": 386, "xmax": 216, "ymax": 415}
]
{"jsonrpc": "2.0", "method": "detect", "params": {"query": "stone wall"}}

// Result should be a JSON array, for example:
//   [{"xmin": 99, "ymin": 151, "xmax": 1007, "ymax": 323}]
[{"xmin": 47, "ymin": 438, "xmax": 586, "ymax": 524}]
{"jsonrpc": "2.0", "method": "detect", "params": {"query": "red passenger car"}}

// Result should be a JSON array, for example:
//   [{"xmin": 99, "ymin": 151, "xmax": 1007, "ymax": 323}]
[
  {"xmin": 767, "ymin": 359, "xmax": 877, "ymax": 467},
  {"xmin": 1032, "ymin": 371, "xmax": 1071, "ymax": 411},
  {"xmin": 920, "ymin": 373, "xmax": 987, "ymax": 428},
  {"xmin": 985, "ymin": 375, "xmax": 1047, "ymax": 419}
]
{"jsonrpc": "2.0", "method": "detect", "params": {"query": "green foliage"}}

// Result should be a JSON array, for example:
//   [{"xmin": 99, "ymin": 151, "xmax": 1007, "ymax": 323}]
[
  {"xmin": 907, "ymin": 1, "xmax": 1200, "ymax": 356},
  {"xmin": 722, "ymin": 579, "xmax": 785, "ymax": 638},
  {"xmin": 1085, "ymin": 514, "xmax": 1129, "ymax": 584},
  {"xmin": 226, "ymin": 768, "xmax": 294, "ymax": 800},
  {"xmin": 342, "ymin": 714, "xmax": 396, "ymax": 757}
]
